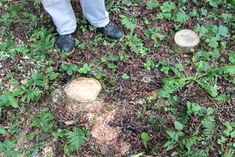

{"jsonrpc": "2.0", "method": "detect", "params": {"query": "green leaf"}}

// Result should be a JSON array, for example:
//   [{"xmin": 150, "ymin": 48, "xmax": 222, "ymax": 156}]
[
  {"xmin": 223, "ymin": 65, "xmax": 235, "ymax": 75},
  {"xmin": 0, "ymin": 93, "xmax": 18, "ymax": 108},
  {"xmin": 78, "ymin": 63, "xmax": 91, "ymax": 74},
  {"xmin": 223, "ymin": 123, "xmax": 233, "ymax": 136},
  {"xmin": 70, "ymin": 64, "xmax": 78, "ymax": 71},
  {"xmin": 121, "ymin": 73, "xmax": 130, "ymax": 80},
  {"xmin": 30, "ymin": 109, "xmax": 54, "ymax": 132},
  {"xmin": 130, "ymin": 152, "xmax": 144, "ymax": 157},
  {"xmin": 158, "ymin": 77, "xmax": 190, "ymax": 98},
  {"xmin": 227, "ymin": 0, "xmax": 235, "ymax": 5},
  {"xmin": 0, "ymin": 125, "xmax": 6, "ymax": 135},
  {"xmin": 230, "ymin": 131, "xmax": 235, "ymax": 138},
  {"xmin": 196, "ymin": 61, "xmax": 210, "ymax": 72},
  {"xmin": 61, "ymin": 64, "xmax": 68, "ymax": 70},
  {"xmin": 31, "ymin": 72, "xmax": 37, "ymax": 80},
  {"xmin": 174, "ymin": 121, "xmax": 184, "ymax": 131},
  {"xmin": 67, "ymin": 69, "xmax": 73, "ymax": 75},
  {"xmin": 65, "ymin": 127, "xmax": 87, "ymax": 155},
  {"xmin": 182, "ymin": 137, "xmax": 197, "ymax": 150},
  {"xmin": 197, "ymin": 81, "xmax": 218, "ymax": 97},
  {"xmin": 218, "ymin": 25, "xmax": 228, "ymax": 37},
  {"xmin": 120, "ymin": 15, "xmax": 136, "ymax": 32},
  {"xmin": 175, "ymin": 10, "xmax": 189, "ymax": 22},
  {"xmin": 0, "ymin": 140, "xmax": 21, "ymax": 157},
  {"xmin": 206, "ymin": 107, "xmax": 215, "ymax": 115},
  {"xmin": 196, "ymin": 25, "xmax": 208, "ymax": 37},
  {"xmin": 141, "ymin": 132, "xmax": 150, "ymax": 149},
  {"xmin": 187, "ymin": 101, "xmax": 203, "ymax": 116},
  {"xmin": 229, "ymin": 53, "xmax": 235, "ymax": 64},
  {"xmin": 223, "ymin": 148, "xmax": 235, "ymax": 157},
  {"xmin": 146, "ymin": 0, "xmax": 159, "ymax": 10},
  {"xmin": 217, "ymin": 136, "xmax": 227, "ymax": 145},
  {"xmin": 166, "ymin": 130, "xmax": 184, "ymax": 141},
  {"xmin": 208, "ymin": 37, "xmax": 219, "ymax": 48},
  {"xmin": 202, "ymin": 115, "xmax": 215, "ymax": 136}
]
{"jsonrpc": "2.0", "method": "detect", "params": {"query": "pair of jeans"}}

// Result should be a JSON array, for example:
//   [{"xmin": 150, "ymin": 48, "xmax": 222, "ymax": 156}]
[{"xmin": 41, "ymin": 0, "xmax": 109, "ymax": 35}]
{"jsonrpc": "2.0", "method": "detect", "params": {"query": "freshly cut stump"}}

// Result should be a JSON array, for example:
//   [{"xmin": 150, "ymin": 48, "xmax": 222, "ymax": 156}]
[
  {"xmin": 65, "ymin": 77, "xmax": 102, "ymax": 103},
  {"xmin": 173, "ymin": 29, "xmax": 200, "ymax": 54}
]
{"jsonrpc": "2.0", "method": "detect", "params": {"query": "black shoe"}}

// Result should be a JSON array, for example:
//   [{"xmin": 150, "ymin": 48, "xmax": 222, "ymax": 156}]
[
  {"xmin": 55, "ymin": 34, "xmax": 75, "ymax": 54},
  {"xmin": 97, "ymin": 22, "xmax": 123, "ymax": 40}
]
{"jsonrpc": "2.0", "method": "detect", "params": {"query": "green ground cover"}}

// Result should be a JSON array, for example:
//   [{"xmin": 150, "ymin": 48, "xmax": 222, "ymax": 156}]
[{"xmin": 0, "ymin": 0, "xmax": 234, "ymax": 156}]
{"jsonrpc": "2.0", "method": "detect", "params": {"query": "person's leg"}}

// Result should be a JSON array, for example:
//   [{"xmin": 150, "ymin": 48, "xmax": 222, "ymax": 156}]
[
  {"xmin": 41, "ymin": 0, "xmax": 77, "ymax": 35},
  {"xmin": 41, "ymin": 0, "xmax": 76, "ymax": 54},
  {"xmin": 80, "ymin": 0, "xmax": 109, "ymax": 28},
  {"xmin": 80, "ymin": 0, "xmax": 123, "ymax": 39}
]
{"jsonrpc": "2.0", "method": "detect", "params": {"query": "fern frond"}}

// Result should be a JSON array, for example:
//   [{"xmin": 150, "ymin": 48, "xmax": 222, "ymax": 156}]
[
  {"xmin": 64, "ymin": 127, "xmax": 87, "ymax": 155},
  {"xmin": 120, "ymin": 15, "xmax": 136, "ymax": 32}
]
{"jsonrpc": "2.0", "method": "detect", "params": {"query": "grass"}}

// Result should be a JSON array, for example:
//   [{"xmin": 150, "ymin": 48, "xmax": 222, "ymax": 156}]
[{"xmin": 0, "ymin": 0, "xmax": 235, "ymax": 156}]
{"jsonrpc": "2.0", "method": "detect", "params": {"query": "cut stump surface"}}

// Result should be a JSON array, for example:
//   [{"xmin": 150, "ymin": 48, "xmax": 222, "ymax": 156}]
[
  {"xmin": 174, "ymin": 29, "xmax": 200, "ymax": 47},
  {"xmin": 65, "ymin": 77, "xmax": 102, "ymax": 103},
  {"xmin": 173, "ymin": 29, "xmax": 200, "ymax": 53}
]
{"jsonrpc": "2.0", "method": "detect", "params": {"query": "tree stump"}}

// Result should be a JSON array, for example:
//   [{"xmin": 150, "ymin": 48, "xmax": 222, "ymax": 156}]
[
  {"xmin": 51, "ymin": 77, "xmax": 102, "ymax": 117},
  {"xmin": 65, "ymin": 77, "xmax": 102, "ymax": 103},
  {"xmin": 172, "ymin": 29, "xmax": 200, "ymax": 54}
]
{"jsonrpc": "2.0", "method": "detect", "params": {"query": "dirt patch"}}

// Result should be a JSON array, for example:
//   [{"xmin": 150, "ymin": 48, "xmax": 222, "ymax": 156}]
[{"xmin": 51, "ymin": 86, "xmax": 131, "ymax": 156}]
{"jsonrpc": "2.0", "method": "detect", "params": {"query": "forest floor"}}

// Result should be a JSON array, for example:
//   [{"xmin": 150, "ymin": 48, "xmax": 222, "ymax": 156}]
[{"xmin": 0, "ymin": 0, "xmax": 235, "ymax": 157}]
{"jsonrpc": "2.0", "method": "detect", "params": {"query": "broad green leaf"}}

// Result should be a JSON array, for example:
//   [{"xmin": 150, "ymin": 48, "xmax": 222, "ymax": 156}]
[
  {"xmin": 176, "ymin": 11, "xmax": 189, "ymax": 22},
  {"xmin": 218, "ymin": 25, "xmax": 228, "ymax": 37},
  {"xmin": 231, "ymin": 131, "xmax": 235, "ymax": 138},
  {"xmin": 0, "ymin": 125, "xmax": 6, "ymax": 135},
  {"xmin": 0, "ymin": 139, "xmax": 21, "ymax": 156},
  {"xmin": 197, "ymin": 61, "xmax": 210, "ymax": 72},
  {"xmin": 208, "ymin": 37, "xmax": 218, "ymax": 48},
  {"xmin": 61, "ymin": 64, "xmax": 68, "ymax": 70},
  {"xmin": 202, "ymin": 116, "xmax": 215, "ymax": 135},
  {"xmin": 196, "ymin": 25, "xmax": 208, "ymax": 37},
  {"xmin": 70, "ymin": 64, "xmax": 78, "ymax": 71},
  {"xmin": 206, "ymin": 107, "xmax": 215, "ymax": 115},
  {"xmin": 0, "ymin": 93, "xmax": 18, "ymax": 108},
  {"xmin": 174, "ymin": 121, "xmax": 184, "ymax": 131},
  {"xmin": 197, "ymin": 81, "xmax": 218, "ymax": 97},
  {"xmin": 166, "ymin": 130, "xmax": 176, "ymax": 139},
  {"xmin": 175, "ymin": 63, "xmax": 184, "ymax": 72},
  {"xmin": 31, "ymin": 72, "xmax": 37, "ymax": 80},
  {"xmin": 78, "ymin": 63, "xmax": 91, "ymax": 74},
  {"xmin": 182, "ymin": 137, "xmax": 197, "ymax": 150},
  {"xmin": 223, "ymin": 148, "xmax": 235, "ymax": 157},
  {"xmin": 141, "ymin": 132, "xmax": 150, "ymax": 149},
  {"xmin": 67, "ymin": 69, "xmax": 73, "ymax": 75},
  {"xmin": 146, "ymin": 0, "xmax": 159, "ymax": 10},
  {"xmin": 122, "ymin": 73, "xmax": 130, "ymax": 80},
  {"xmin": 224, "ymin": 123, "xmax": 233, "ymax": 136},
  {"xmin": 223, "ymin": 65, "xmax": 235, "ymax": 75},
  {"xmin": 157, "ymin": 89, "xmax": 170, "ymax": 98},
  {"xmin": 229, "ymin": 53, "xmax": 235, "ymax": 64},
  {"xmin": 166, "ymin": 130, "xmax": 184, "ymax": 141}
]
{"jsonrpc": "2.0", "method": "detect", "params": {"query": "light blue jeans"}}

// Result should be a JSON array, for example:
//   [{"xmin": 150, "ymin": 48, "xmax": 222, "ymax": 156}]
[{"xmin": 41, "ymin": 0, "xmax": 110, "ymax": 35}]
